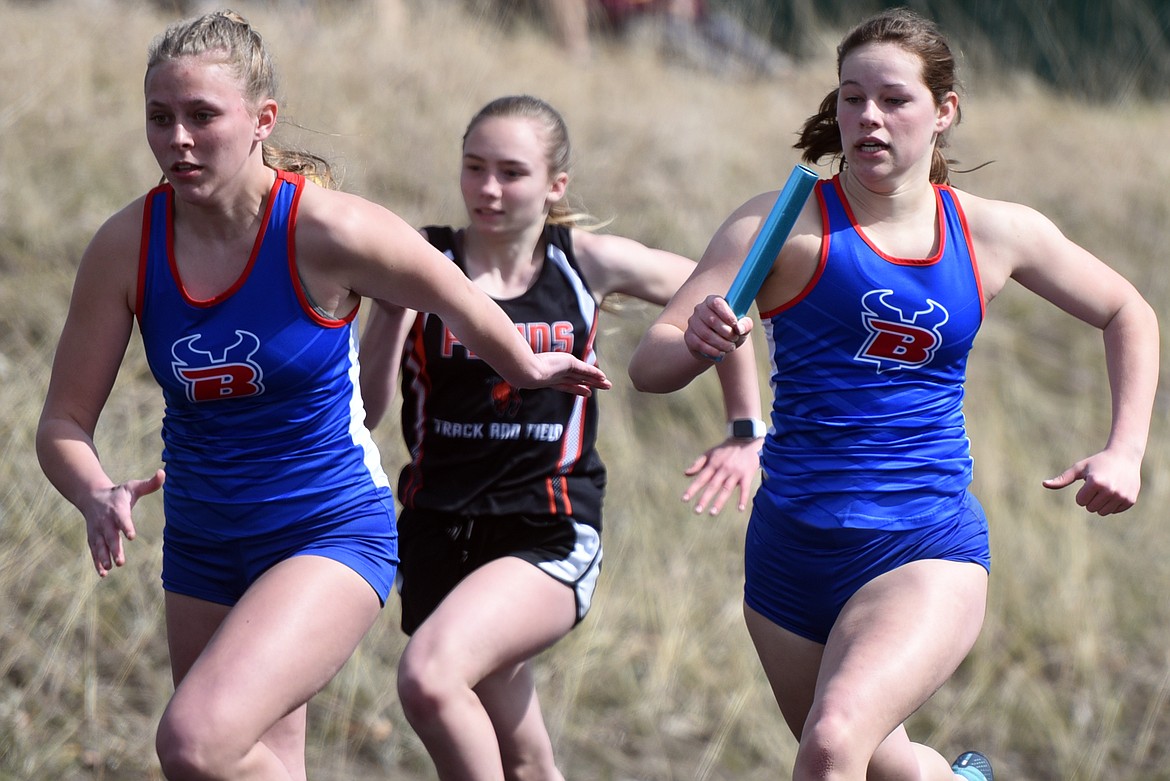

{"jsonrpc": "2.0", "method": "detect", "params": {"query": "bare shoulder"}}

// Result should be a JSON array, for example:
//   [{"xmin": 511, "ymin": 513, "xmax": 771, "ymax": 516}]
[
  {"xmin": 294, "ymin": 181, "xmax": 416, "ymax": 258},
  {"xmin": 79, "ymin": 194, "xmax": 152, "ymax": 303},
  {"xmin": 700, "ymin": 191, "xmax": 778, "ymax": 266},
  {"xmin": 88, "ymin": 195, "xmax": 150, "ymax": 257},
  {"xmin": 715, "ymin": 188, "xmax": 822, "ymax": 312},
  {"xmin": 565, "ymin": 225, "xmax": 608, "ymax": 255},
  {"xmin": 569, "ymin": 226, "xmax": 695, "ymax": 304},
  {"xmin": 949, "ymin": 186, "xmax": 1063, "ymax": 244},
  {"xmin": 294, "ymin": 183, "xmax": 422, "ymax": 273},
  {"xmin": 725, "ymin": 188, "xmax": 822, "ymax": 250},
  {"xmin": 292, "ymin": 181, "xmax": 453, "ymax": 305},
  {"xmin": 950, "ymin": 186, "xmax": 1086, "ymax": 301}
]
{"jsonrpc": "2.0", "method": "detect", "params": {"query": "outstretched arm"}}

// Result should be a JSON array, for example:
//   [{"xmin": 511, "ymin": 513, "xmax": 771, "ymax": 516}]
[{"xmin": 301, "ymin": 189, "xmax": 611, "ymax": 396}]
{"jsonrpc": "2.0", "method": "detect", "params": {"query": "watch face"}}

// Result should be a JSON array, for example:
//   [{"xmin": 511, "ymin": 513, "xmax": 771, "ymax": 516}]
[{"xmin": 732, "ymin": 419, "xmax": 761, "ymax": 439}]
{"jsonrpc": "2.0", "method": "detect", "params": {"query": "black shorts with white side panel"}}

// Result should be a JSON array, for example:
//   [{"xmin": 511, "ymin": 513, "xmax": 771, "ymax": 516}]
[{"xmin": 396, "ymin": 507, "xmax": 603, "ymax": 635}]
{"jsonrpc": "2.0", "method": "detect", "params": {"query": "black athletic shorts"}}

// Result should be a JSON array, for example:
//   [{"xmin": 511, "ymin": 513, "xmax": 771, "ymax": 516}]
[{"xmin": 396, "ymin": 507, "xmax": 602, "ymax": 635}]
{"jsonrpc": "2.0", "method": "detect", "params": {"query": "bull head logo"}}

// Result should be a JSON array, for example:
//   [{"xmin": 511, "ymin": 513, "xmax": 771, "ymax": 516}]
[
  {"xmin": 171, "ymin": 330, "xmax": 264, "ymax": 402},
  {"xmin": 855, "ymin": 290, "xmax": 949, "ymax": 373}
]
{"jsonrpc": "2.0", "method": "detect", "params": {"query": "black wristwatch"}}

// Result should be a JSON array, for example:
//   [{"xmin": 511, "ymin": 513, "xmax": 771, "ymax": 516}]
[{"xmin": 727, "ymin": 418, "xmax": 767, "ymax": 440}]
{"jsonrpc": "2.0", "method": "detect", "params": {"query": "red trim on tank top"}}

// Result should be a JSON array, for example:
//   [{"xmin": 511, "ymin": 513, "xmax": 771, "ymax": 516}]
[
  {"xmin": 833, "ymin": 175, "xmax": 946, "ymax": 267},
  {"xmin": 759, "ymin": 179, "xmax": 831, "ymax": 319},
  {"xmin": 166, "ymin": 177, "xmax": 277, "ymax": 307},
  {"xmin": 134, "ymin": 190, "xmax": 158, "ymax": 321},
  {"xmin": 759, "ymin": 176, "xmax": 963, "ymax": 318},
  {"xmin": 940, "ymin": 184, "xmax": 987, "ymax": 320},
  {"xmin": 283, "ymin": 170, "xmax": 359, "ymax": 327}
]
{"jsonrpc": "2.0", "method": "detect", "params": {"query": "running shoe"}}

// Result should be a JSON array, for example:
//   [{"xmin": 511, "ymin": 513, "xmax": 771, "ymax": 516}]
[{"xmin": 951, "ymin": 751, "xmax": 994, "ymax": 781}]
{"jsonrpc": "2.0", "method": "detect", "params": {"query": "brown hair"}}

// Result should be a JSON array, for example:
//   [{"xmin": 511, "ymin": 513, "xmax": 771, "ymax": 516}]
[
  {"xmin": 146, "ymin": 10, "xmax": 335, "ymax": 187},
  {"xmin": 794, "ymin": 7, "xmax": 961, "ymax": 184},
  {"xmin": 463, "ymin": 95, "xmax": 596, "ymax": 227}
]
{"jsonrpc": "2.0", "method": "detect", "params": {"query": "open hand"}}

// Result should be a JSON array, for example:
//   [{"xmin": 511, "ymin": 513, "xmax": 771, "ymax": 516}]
[
  {"xmin": 528, "ymin": 352, "xmax": 612, "ymax": 396},
  {"xmin": 84, "ymin": 469, "xmax": 165, "ymax": 576},
  {"xmin": 682, "ymin": 437, "xmax": 763, "ymax": 514}
]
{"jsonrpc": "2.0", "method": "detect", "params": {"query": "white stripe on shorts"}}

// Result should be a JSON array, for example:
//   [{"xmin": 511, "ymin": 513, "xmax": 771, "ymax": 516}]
[{"xmin": 536, "ymin": 519, "xmax": 602, "ymax": 621}]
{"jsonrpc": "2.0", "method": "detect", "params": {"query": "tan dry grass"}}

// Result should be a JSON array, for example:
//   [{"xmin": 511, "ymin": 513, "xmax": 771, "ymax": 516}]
[{"xmin": 2, "ymin": 1, "xmax": 1169, "ymax": 779}]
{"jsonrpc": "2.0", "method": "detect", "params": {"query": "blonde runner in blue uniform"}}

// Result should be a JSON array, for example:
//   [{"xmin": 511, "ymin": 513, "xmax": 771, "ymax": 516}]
[
  {"xmin": 630, "ymin": 8, "xmax": 1158, "ymax": 781},
  {"xmin": 36, "ymin": 14, "xmax": 608, "ymax": 781},
  {"xmin": 359, "ymin": 94, "xmax": 763, "ymax": 781},
  {"xmin": 138, "ymin": 170, "xmax": 400, "ymax": 608}
]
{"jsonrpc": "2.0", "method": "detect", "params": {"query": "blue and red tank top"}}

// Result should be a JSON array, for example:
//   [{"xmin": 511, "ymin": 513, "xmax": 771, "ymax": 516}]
[
  {"xmin": 755, "ymin": 175, "xmax": 985, "ymax": 529},
  {"xmin": 136, "ymin": 170, "xmax": 390, "ymax": 536}
]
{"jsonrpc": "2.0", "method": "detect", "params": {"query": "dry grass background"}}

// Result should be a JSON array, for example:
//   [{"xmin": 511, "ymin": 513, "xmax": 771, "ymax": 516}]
[{"xmin": 2, "ymin": 1, "xmax": 1169, "ymax": 779}]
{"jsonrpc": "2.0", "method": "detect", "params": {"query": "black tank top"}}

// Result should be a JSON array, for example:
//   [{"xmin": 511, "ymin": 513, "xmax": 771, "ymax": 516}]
[{"xmin": 397, "ymin": 225, "xmax": 607, "ymax": 526}]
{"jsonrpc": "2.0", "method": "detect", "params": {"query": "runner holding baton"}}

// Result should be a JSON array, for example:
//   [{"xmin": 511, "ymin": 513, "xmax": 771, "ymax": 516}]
[{"xmin": 725, "ymin": 164, "xmax": 818, "ymax": 317}]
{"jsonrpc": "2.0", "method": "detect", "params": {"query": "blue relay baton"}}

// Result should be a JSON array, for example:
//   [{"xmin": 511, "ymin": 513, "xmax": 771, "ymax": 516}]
[{"xmin": 724, "ymin": 164, "xmax": 819, "ymax": 318}]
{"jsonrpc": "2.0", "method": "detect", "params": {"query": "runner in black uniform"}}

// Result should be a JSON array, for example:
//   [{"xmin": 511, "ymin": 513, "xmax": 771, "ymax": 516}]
[
  {"xmin": 359, "ymin": 94, "xmax": 763, "ymax": 781},
  {"xmin": 395, "ymin": 222, "xmax": 608, "ymax": 633}
]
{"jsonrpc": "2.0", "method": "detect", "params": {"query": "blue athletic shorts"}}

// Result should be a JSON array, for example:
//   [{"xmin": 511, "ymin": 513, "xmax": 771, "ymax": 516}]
[
  {"xmin": 395, "ymin": 508, "xmax": 603, "ymax": 635},
  {"xmin": 161, "ymin": 491, "xmax": 399, "ymax": 607},
  {"xmin": 743, "ymin": 490, "xmax": 990, "ymax": 644}
]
